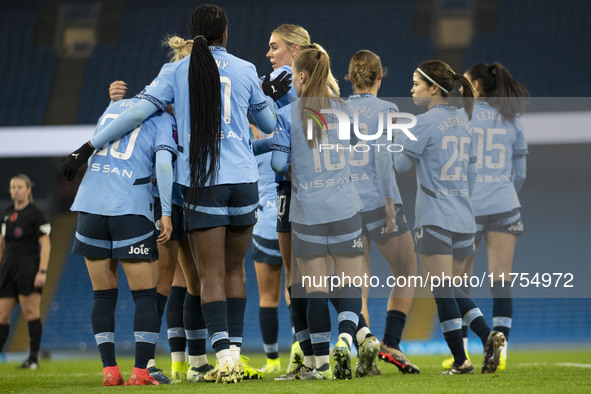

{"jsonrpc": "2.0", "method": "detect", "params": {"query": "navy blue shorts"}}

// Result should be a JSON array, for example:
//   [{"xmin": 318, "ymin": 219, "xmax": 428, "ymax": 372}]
[
  {"xmin": 183, "ymin": 182, "xmax": 259, "ymax": 230},
  {"xmin": 0, "ymin": 254, "xmax": 42, "ymax": 297},
  {"xmin": 72, "ymin": 212, "xmax": 158, "ymax": 260},
  {"xmin": 475, "ymin": 208, "xmax": 524, "ymax": 243},
  {"xmin": 414, "ymin": 225, "xmax": 475, "ymax": 258},
  {"xmin": 252, "ymin": 235, "xmax": 282, "ymax": 265},
  {"xmin": 361, "ymin": 204, "xmax": 410, "ymax": 241},
  {"xmin": 154, "ymin": 198, "xmax": 187, "ymax": 241},
  {"xmin": 276, "ymin": 181, "xmax": 291, "ymax": 233},
  {"xmin": 292, "ymin": 213, "xmax": 364, "ymax": 257}
]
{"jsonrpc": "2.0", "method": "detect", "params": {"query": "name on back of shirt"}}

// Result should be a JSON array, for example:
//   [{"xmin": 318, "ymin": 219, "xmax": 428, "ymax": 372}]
[
  {"xmin": 215, "ymin": 60, "xmax": 229, "ymax": 69},
  {"xmin": 119, "ymin": 101, "xmax": 135, "ymax": 108},
  {"xmin": 356, "ymin": 105, "xmax": 376, "ymax": 119},
  {"xmin": 437, "ymin": 116, "xmax": 471, "ymax": 134},
  {"xmin": 474, "ymin": 110, "xmax": 502, "ymax": 122}
]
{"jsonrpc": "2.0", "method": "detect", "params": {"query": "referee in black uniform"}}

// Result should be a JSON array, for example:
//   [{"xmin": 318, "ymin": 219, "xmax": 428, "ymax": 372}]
[{"xmin": 0, "ymin": 174, "xmax": 51, "ymax": 369}]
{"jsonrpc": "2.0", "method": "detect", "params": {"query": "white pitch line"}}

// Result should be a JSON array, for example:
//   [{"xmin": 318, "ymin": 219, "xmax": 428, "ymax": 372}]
[
  {"xmin": 1, "ymin": 372, "xmax": 102, "ymax": 378},
  {"xmin": 515, "ymin": 362, "xmax": 591, "ymax": 368},
  {"xmin": 555, "ymin": 363, "xmax": 591, "ymax": 368}
]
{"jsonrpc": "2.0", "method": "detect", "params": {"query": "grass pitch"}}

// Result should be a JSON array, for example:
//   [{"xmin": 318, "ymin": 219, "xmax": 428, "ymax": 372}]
[{"xmin": 1, "ymin": 350, "xmax": 590, "ymax": 393}]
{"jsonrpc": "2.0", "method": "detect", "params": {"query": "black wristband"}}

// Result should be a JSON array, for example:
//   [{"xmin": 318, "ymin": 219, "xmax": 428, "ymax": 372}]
[{"xmin": 39, "ymin": 269, "xmax": 47, "ymax": 274}]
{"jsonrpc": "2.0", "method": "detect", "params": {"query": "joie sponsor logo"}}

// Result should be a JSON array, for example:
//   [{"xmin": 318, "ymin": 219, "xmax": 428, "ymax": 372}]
[
  {"xmin": 129, "ymin": 244, "xmax": 150, "ymax": 255},
  {"xmin": 351, "ymin": 238, "xmax": 363, "ymax": 248},
  {"xmin": 507, "ymin": 221, "xmax": 524, "ymax": 232}
]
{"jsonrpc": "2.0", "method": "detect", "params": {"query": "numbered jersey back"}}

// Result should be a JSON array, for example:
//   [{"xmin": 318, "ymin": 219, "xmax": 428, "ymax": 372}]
[
  {"xmin": 346, "ymin": 94, "xmax": 403, "ymax": 211},
  {"xmin": 470, "ymin": 101, "xmax": 528, "ymax": 215},
  {"xmin": 289, "ymin": 101, "xmax": 363, "ymax": 226},
  {"xmin": 71, "ymin": 98, "xmax": 177, "ymax": 221},
  {"xmin": 142, "ymin": 46, "xmax": 267, "ymax": 188},
  {"xmin": 398, "ymin": 104, "xmax": 477, "ymax": 233}
]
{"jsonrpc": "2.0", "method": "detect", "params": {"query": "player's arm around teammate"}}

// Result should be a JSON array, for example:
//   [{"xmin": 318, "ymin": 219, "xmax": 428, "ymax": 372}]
[
  {"xmin": 106, "ymin": 36, "xmax": 210, "ymax": 383},
  {"xmin": 70, "ymin": 91, "xmax": 176, "ymax": 385},
  {"xmin": 65, "ymin": 5, "xmax": 281, "ymax": 382}
]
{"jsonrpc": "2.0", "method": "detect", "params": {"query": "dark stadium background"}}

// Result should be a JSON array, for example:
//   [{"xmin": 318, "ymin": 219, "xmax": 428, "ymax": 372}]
[{"xmin": 0, "ymin": 0, "xmax": 589, "ymax": 357}]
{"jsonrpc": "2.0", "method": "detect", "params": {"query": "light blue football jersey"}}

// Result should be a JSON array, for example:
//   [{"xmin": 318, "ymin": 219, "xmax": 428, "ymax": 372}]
[
  {"xmin": 142, "ymin": 46, "xmax": 268, "ymax": 187},
  {"xmin": 287, "ymin": 100, "xmax": 364, "ymax": 225},
  {"xmin": 253, "ymin": 151, "xmax": 279, "ymax": 240},
  {"xmin": 71, "ymin": 98, "xmax": 177, "ymax": 221},
  {"xmin": 153, "ymin": 182, "xmax": 184, "ymax": 207},
  {"xmin": 262, "ymin": 66, "xmax": 296, "ymax": 184},
  {"xmin": 270, "ymin": 105, "xmax": 292, "ymax": 183},
  {"xmin": 469, "ymin": 101, "xmax": 528, "ymax": 216},
  {"xmin": 260, "ymin": 65, "xmax": 297, "ymax": 110},
  {"xmin": 396, "ymin": 104, "xmax": 477, "ymax": 233},
  {"xmin": 346, "ymin": 94, "xmax": 403, "ymax": 211}
]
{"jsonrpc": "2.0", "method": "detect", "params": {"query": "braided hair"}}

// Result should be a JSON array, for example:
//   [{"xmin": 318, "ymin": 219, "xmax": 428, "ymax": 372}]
[{"xmin": 187, "ymin": 4, "xmax": 227, "ymax": 197}]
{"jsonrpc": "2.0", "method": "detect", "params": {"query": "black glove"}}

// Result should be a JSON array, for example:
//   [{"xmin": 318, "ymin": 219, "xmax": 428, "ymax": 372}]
[
  {"xmin": 62, "ymin": 142, "xmax": 95, "ymax": 181},
  {"xmin": 262, "ymin": 71, "xmax": 292, "ymax": 101}
]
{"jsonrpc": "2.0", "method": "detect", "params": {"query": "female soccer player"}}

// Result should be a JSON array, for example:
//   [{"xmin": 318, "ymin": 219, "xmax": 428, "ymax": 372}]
[
  {"xmin": 345, "ymin": 50, "xmax": 419, "ymax": 375},
  {"xmin": 253, "ymin": 24, "xmax": 336, "ymax": 378},
  {"xmin": 253, "ymin": 24, "xmax": 311, "ymax": 376},
  {"xmin": 107, "ymin": 36, "xmax": 212, "ymax": 384},
  {"xmin": 250, "ymin": 125, "xmax": 284, "ymax": 376},
  {"xmin": 0, "ymin": 174, "xmax": 51, "ymax": 370},
  {"xmin": 64, "ymin": 5, "xmax": 284, "ymax": 383},
  {"xmin": 71, "ymin": 93, "xmax": 176, "ymax": 386},
  {"xmin": 394, "ymin": 60, "xmax": 505, "ymax": 375},
  {"xmin": 447, "ymin": 62, "xmax": 528, "ymax": 371},
  {"xmin": 270, "ymin": 47, "xmax": 364, "ymax": 380}
]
